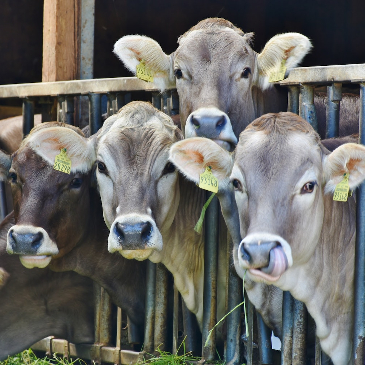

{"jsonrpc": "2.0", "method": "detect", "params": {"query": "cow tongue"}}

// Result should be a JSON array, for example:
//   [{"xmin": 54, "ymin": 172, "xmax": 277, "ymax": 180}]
[{"xmin": 261, "ymin": 246, "xmax": 288, "ymax": 277}]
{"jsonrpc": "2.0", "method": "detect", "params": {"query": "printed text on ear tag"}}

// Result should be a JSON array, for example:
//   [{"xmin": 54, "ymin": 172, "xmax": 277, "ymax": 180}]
[
  {"xmin": 199, "ymin": 166, "xmax": 218, "ymax": 193},
  {"xmin": 136, "ymin": 60, "xmax": 154, "ymax": 82},
  {"xmin": 269, "ymin": 59, "xmax": 287, "ymax": 83},
  {"xmin": 54, "ymin": 148, "xmax": 71, "ymax": 174},
  {"xmin": 333, "ymin": 173, "xmax": 349, "ymax": 202}
]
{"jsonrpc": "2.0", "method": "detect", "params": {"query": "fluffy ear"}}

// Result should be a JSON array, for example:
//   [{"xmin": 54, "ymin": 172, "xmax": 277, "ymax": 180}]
[
  {"xmin": 0, "ymin": 149, "xmax": 11, "ymax": 181},
  {"xmin": 114, "ymin": 35, "xmax": 175, "ymax": 91},
  {"xmin": 257, "ymin": 33, "xmax": 312, "ymax": 89},
  {"xmin": 169, "ymin": 137, "xmax": 233, "ymax": 186},
  {"xmin": 324, "ymin": 143, "xmax": 365, "ymax": 192}
]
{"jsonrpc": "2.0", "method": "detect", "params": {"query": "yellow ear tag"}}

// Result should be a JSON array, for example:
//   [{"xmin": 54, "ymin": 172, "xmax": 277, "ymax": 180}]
[
  {"xmin": 136, "ymin": 60, "xmax": 154, "ymax": 82},
  {"xmin": 333, "ymin": 173, "xmax": 350, "ymax": 202},
  {"xmin": 199, "ymin": 166, "xmax": 218, "ymax": 193},
  {"xmin": 53, "ymin": 148, "xmax": 71, "ymax": 174},
  {"xmin": 269, "ymin": 59, "xmax": 287, "ymax": 83}
]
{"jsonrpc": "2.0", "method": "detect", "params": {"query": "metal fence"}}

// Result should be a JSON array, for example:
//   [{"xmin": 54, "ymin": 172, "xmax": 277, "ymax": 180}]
[{"xmin": 0, "ymin": 62, "xmax": 364, "ymax": 364}]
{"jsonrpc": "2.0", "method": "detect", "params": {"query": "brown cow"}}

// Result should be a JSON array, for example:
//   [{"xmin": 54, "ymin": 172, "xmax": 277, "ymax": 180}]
[
  {"xmin": 169, "ymin": 113, "xmax": 365, "ymax": 364},
  {"xmin": 0, "ymin": 122, "xmax": 146, "ymax": 331},
  {"xmin": 0, "ymin": 212, "xmax": 94, "ymax": 360}
]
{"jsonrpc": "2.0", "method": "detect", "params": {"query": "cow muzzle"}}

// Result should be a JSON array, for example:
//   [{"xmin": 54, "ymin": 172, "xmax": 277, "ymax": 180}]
[
  {"xmin": 108, "ymin": 214, "xmax": 163, "ymax": 260},
  {"xmin": 238, "ymin": 233, "xmax": 293, "ymax": 282},
  {"xmin": 185, "ymin": 108, "xmax": 237, "ymax": 151},
  {"xmin": 6, "ymin": 225, "xmax": 59, "ymax": 269}
]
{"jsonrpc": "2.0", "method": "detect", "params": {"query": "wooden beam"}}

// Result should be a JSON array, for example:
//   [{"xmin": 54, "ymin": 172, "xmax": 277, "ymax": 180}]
[{"xmin": 42, "ymin": 0, "xmax": 79, "ymax": 82}]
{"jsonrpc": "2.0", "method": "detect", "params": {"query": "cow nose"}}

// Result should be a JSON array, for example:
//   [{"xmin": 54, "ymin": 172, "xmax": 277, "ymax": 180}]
[
  {"xmin": 8, "ymin": 229, "xmax": 44, "ymax": 254},
  {"xmin": 190, "ymin": 114, "xmax": 227, "ymax": 139},
  {"xmin": 240, "ymin": 241, "xmax": 278, "ymax": 268},
  {"xmin": 114, "ymin": 221, "xmax": 153, "ymax": 250}
]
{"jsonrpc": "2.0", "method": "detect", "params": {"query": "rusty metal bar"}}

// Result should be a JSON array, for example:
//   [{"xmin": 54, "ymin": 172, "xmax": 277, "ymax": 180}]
[
  {"xmin": 201, "ymin": 193, "xmax": 219, "ymax": 361},
  {"xmin": 65, "ymin": 96, "xmax": 75, "ymax": 125},
  {"xmin": 299, "ymin": 84, "xmax": 318, "ymax": 130},
  {"xmin": 22, "ymin": 98, "xmax": 34, "ymax": 137},
  {"xmin": 281, "ymin": 291, "xmax": 294, "ymax": 365},
  {"xmin": 144, "ymin": 261, "xmax": 156, "ymax": 353},
  {"xmin": 353, "ymin": 83, "xmax": 365, "ymax": 364},
  {"xmin": 257, "ymin": 313, "xmax": 272, "ymax": 364},
  {"xmin": 292, "ymin": 300, "xmax": 307, "ymax": 365},
  {"xmin": 326, "ymin": 83, "xmax": 342, "ymax": 138}
]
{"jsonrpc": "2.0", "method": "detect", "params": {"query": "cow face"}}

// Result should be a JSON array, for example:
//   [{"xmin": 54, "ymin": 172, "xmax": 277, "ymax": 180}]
[
  {"xmin": 171, "ymin": 113, "xmax": 365, "ymax": 285},
  {"xmin": 94, "ymin": 102, "xmax": 183, "ymax": 262},
  {"xmin": 114, "ymin": 18, "xmax": 311, "ymax": 151},
  {"xmin": 0, "ymin": 123, "xmax": 95, "ymax": 269}
]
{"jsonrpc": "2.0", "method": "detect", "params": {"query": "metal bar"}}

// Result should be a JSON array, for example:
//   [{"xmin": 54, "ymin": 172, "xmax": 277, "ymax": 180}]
[
  {"xmin": 65, "ymin": 96, "xmax": 75, "ymax": 125},
  {"xmin": 107, "ymin": 93, "xmax": 116, "ymax": 117},
  {"xmin": 226, "ymin": 235, "xmax": 243, "ymax": 365},
  {"xmin": 144, "ymin": 261, "xmax": 156, "ymax": 353},
  {"xmin": 162, "ymin": 91, "xmax": 171, "ymax": 115},
  {"xmin": 292, "ymin": 300, "xmax": 307, "ymax": 365},
  {"xmin": 257, "ymin": 313, "xmax": 273, "ymax": 365},
  {"xmin": 353, "ymin": 83, "xmax": 365, "ymax": 364},
  {"xmin": 281, "ymin": 291, "xmax": 294, "ymax": 365},
  {"xmin": 201, "ymin": 193, "xmax": 219, "ymax": 361},
  {"xmin": 152, "ymin": 92, "xmax": 161, "ymax": 110},
  {"xmin": 245, "ymin": 295, "xmax": 255, "ymax": 365},
  {"xmin": 182, "ymin": 301, "xmax": 200, "ymax": 355},
  {"xmin": 154, "ymin": 263, "xmax": 169, "ymax": 352},
  {"xmin": 116, "ymin": 307, "xmax": 122, "ymax": 349},
  {"xmin": 314, "ymin": 337, "xmax": 321, "ymax": 365},
  {"xmin": 0, "ymin": 182, "xmax": 8, "ymax": 221},
  {"xmin": 127, "ymin": 316, "xmax": 142, "ymax": 345},
  {"xmin": 299, "ymin": 84, "xmax": 318, "ymax": 130},
  {"xmin": 172, "ymin": 285, "xmax": 179, "ymax": 354},
  {"xmin": 288, "ymin": 86, "xmax": 300, "ymax": 115},
  {"xmin": 57, "ymin": 96, "xmax": 65, "ymax": 123},
  {"xmin": 116, "ymin": 92, "xmax": 131, "ymax": 111},
  {"xmin": 39, "ymin": 97, "xmax": 55, "ymax": 123},
  {"xmin": 88, "ymin": 93, "xmax": 102, "ymax": 135},
  {"xmin": 326, "ymin": 83, "xmax": 342, "ymax": 138},
  {"xmin": 22, "ymin": 98, "xmax": 34, "ymax": 137}
]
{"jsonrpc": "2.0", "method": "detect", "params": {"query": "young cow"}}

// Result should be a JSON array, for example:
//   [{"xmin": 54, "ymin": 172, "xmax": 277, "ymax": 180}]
[
  {"xmin": 170, "ymin": 112, "xmax": 365, "ymax": 364},
  {"xmin": 0, "ymin": 122, "xmax": 146, "ymax": 332}
]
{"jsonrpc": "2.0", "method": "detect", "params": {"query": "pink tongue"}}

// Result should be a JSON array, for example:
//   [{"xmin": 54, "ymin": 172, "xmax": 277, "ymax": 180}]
[{"xmin": 270, "ymin": 246, "xmax": 288, "ymax": 277}]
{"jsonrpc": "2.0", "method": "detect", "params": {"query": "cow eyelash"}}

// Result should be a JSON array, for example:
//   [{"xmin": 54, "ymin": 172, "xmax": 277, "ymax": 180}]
[{"xmin": 301, "ymin": 181, "xmax": 317, "ymax": 194}]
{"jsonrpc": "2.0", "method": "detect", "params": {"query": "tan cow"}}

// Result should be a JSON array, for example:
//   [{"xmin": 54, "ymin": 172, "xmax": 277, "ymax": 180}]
[
  {"xmin": 169, "ymin": 112, "xmax": 365, "ymax": 364},
  {"xmin": 113, "ymin": 18, "xmax": 311, "ymax": 150}
]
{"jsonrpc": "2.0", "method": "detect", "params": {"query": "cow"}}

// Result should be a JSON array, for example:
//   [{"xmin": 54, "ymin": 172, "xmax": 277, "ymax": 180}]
[
  {"xmin": 113, "ymin": 18, "xmax": 312, "ymax": 151},
  {"xmin": 169, "ymin": 112, "xmax": 365, "ymax": 364},
  {"xmin": 0, "ymin": 212, "xmax": 95, "ymax": 360},
  {"xmin": 0, "ymin": 122, "xmax": 146, "ymax": 334}
]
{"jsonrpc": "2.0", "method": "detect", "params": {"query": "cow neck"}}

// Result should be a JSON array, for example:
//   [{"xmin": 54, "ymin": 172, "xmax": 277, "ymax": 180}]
[{"xmin": 278, "ymin": 194, "xmax": 355, "ymax": 364}]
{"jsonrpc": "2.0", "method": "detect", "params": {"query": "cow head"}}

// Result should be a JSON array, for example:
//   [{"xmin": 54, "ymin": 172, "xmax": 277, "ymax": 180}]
[
  {"xmin": 170, "ymin": 112, "xmax": 365, "ymax": 285},
  {"xmin": 0, "ymin": 123, "xmax": 96, "ymax": 269},
  {"xmin": 93, "ymin": 101, "xmax": 183, "ymax": 262},
  {"xmin": 114, "ymin": 18, "xmax": 311, "ymax": 151}
]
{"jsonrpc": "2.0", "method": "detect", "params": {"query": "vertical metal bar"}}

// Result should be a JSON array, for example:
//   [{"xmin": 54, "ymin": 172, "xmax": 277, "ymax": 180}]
[
  {"xmin": 299, "ymin": 84, "xmax": 318, "ymax": 130},
  {"xmin": 0, "ymin": 182, "xmax": 8, "ymax": 221},
  {"xmin": 127, "ymin": 316, "xmax": 142, "ymax": 344},
  {"xmin": 172, "ymin": 285, "xmax": 179, "ymax": 354},
  {"xmin": 257, "ymin": 313, "xmax": 272, "ymax": 365},
  {"xmin": 162, "ymin": 91, "xmax": 172, "ymax": 116},
  {"xmin": 226, "ymin": 235, "xmax": 243, "ymax": 365},
  {"xmin": 88, "ymin": 93, "xmax": 102, "ymax": 135},
  {"xmin": 182, "ymin": 301, "xmax": 200, "ymax": 354},
  {"xmin": 152, "ymin": 92, "xmax": 161, "ymax": 111},
  {"xmin": 57, "ymin": 96, "xmax": 65, "ymax": 123},
  {"xmin": 314, "ymin": 337, "xmax": 321, "ymax": 365},
  {"xmin": 64, "ymin": 96, "xmax": 75, "ymax": 125},
  {"xmin": 288, "ymin": 86, "xmax": 300, "ymax": 115},
  {"xmin": 107, "ymin": 93, "xmax": 116, "ymax": 117},
  {"xmin": 93, "ymin": 283, "xmax": 112, "ymax": 345},
  {"xmin": 245, "ymin": 294, "xmax": 254, "ymax": 365},
  {"xmin": 292, "ymin": 300, "xmax": 307, "ymax": 365},
  {"xmin": 154, "ymin": 263, "xmax": 169, "ymax": 351},
  {"xmin": 116, "ymin": 307, "xmax": 122, "ymax": 348},
  {"xmin": 201, "ymin": 193, "xmax": 219, "ymax": 361},
  {"xmin": 326, "ymin": 83, "xmax": 342, "ymax": 138},
  {"xmin": 171, "ymin": 90, "xmax": 179, "ymax": 116},
  {"xmin": 353, "ymin": 83, "xmax": 365, "ymax": 364},
  {"xmin": 281, "ymin": 291, "xmax": 294, "ymax": 365},
  {"xmin": 22, "ymin": 98, "xmax": 34, "ymax": 137},
  {"xmin": 40, "ymin": 97, "xmax": 55, "ymax": 123},
  {"xmin": 144, "ymin": 261, "xmax": 156, "ymax": 353}
]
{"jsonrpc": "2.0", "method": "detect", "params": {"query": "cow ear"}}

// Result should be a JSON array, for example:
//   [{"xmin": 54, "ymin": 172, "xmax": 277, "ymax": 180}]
[
  {"xmin": 324, "ymin": 143, "xmax": 365, "ymax": 192},
  {"xmin": 114, "ymin": 35, "xmax": 175, "ymax": 91},
  {"xmin": 0, "ymin": 149, "xmax": 11, "ymax": 181},
  {"xmin": 257, "ymin": 33, "xmax": 312, "ymax": 89},
  {"xmin": 169, "ymin": 137, "xmax": 233, "ymax": 186}
]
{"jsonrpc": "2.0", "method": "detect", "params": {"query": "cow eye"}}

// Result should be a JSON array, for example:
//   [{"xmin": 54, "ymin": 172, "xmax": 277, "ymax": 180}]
[
  {"xmin": 301, "ymin": 181, "xmax": 317, "ymax": 194},
  {"xmin": 174, "ymin": 69, "xmax": 183, "ymax": 79},
  {"xmin": 97, "ymin": 161, "xmax": 107, "ymax": 174},
  {"xmin": 241, "ymin": 67, "xmax": 251, "ymax": 79},
  {"xmin": 162, "ymin": 162, "xmax": 176, "ymax": 175},
  {"xmin": 232, "ymin": 179, "xmax": 242, "ymax": 191},
  {"xmin": 70, "ymin": 178, "xmax": 83, "ymax": 189},
  {"xmin": 9, "ymin": 172, "xmax": 17, "ymax": 184}
]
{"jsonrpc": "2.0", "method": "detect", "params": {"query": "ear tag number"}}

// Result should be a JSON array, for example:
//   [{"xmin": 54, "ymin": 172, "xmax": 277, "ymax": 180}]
[
  {"xmin": 199, "ymin": 166, "xmax": 218, "ymax": 193},
  {"xmin": 54, "ymin": 148, "xmax": 71, "ymax": 175},
  {"xmin": 333, "ymin": 173, "xmax": 350, "ymax": 202},
  {"xmin": 136, "ymin": 60, "xmax": 154, "ymax": 82},
  {"xmin": 269, "ymin": 59, "xmax": 287, "ymax": 83}
]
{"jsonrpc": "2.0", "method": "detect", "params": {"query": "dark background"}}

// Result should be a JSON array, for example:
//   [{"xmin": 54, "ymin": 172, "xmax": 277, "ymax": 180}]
[{"xmin": 0, "ymin": 0, "xmax": 364, "ymax": 84}]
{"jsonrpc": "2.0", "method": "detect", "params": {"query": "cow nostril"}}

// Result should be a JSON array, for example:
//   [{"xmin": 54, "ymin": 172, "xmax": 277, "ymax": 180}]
[
  {"xmin": 216, "ymin": 116, "xmax": 226, "ymax": 129},
  {"xmin": 141, "ymin": 221, "xmax": 153, "ymax": 242},
  {"xmin": 191, "ymin": 116, "xmax": 200, "ymax": 129},
  {"xmin": 240, "ymin": 245, "xmax": 251, "ymax": 262},
  {"xmin": 114, "ymin": 223, "xmax": 125, "ymax": 243},
  {"xmin": 30, "ymin": 232, "xmax": 43, "ymax": 250}
]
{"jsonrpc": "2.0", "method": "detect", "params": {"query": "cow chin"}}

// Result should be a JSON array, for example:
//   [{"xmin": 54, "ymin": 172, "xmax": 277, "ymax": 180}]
[
  {"xmin": 120, "ymin": 249, "xmax": 153, "ymax": 261},
  {"xmin": 19, "ymin": 255, "xmax": 52, "ymax": 269}
]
